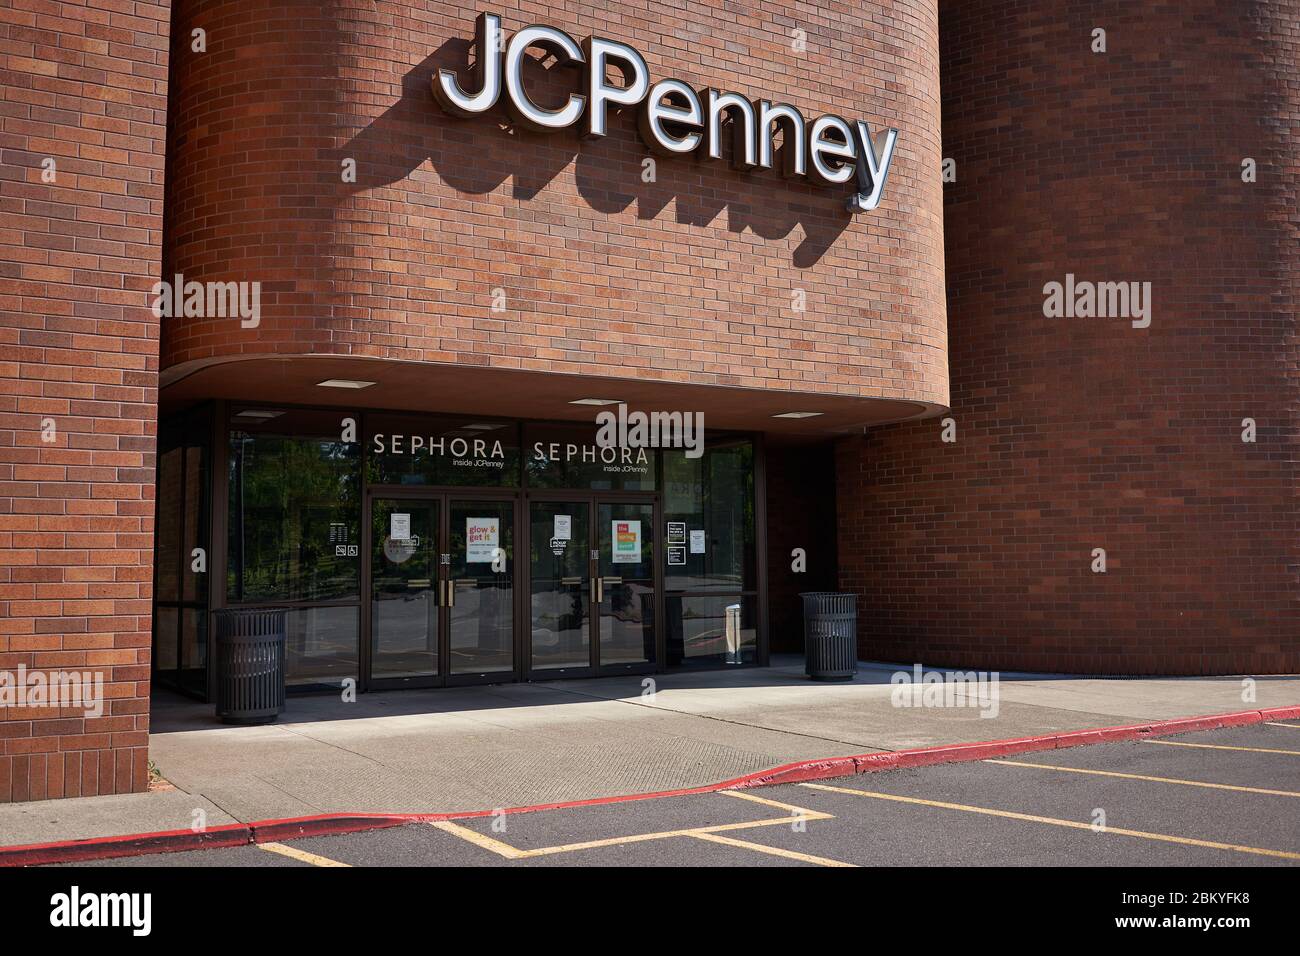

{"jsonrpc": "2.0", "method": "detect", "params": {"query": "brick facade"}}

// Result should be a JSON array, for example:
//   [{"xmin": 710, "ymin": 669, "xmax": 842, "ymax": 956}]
[
  {"xmin": 160, "ymin": 0, "xmax": 948, "ymax": 407},
  {"xmin": 836, "ymin": 0, "xmax": 1300, "ymax": 674},
  {"xmin": 0, "ymin": 0, "xmax": 170, "ymax": 800},
  {"xmin": 3, "ymin": 0, "xmax": 1296, "ymax": 806}
]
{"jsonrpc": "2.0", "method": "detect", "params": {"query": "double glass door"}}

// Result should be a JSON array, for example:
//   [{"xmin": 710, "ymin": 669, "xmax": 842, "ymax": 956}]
[
  {"xmin": 368, "ymin": 494, "xmax": 514, "ymax": 686},
  {"xmin": 367, "ymin": 492, "xmax": 657, "ymax": 685},
  {"xmin": 528, "ymin": 498, "xmax": 656, "ymax": 676}
]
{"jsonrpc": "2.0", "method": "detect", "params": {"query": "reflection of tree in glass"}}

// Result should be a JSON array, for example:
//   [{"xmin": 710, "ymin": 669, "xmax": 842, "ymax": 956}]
[{"xmin": 229, "ymin": 433, "xmax": 360, "ymax": 603}]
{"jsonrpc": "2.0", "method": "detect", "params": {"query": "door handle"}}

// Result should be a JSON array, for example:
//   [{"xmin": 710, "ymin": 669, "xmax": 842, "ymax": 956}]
[
  {"xmin": 591, "ymin": 576, "xmax": 603, "ymax": 604},
  {"xmin": 447, "ymin": 578, "xmax": 456, "ymax": 607}
]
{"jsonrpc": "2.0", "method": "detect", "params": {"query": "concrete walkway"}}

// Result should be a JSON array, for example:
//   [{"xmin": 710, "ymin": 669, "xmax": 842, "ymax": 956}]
[{"xmin": 3, "ymin": 657, "xmax": 1298, "ymax": 848}]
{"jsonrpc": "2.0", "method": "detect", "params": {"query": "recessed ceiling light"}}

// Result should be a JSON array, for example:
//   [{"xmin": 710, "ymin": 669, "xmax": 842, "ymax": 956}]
[
  {"xmin": 316, "ymin": 379, "xmax": 376, "ymax": 389},
  {"xmin": 772, "ymin": 411, "xmax": 824, "ymax": 419},
  {"xmin": 462, "ymin": 423, "xmax": 504, "ymax": 431},
  {"xmin": 234, "ymin": 409, "xmax": 284, "ymax": 420},
  {"xmin": 568, "ymin": 398, "xmax": 621, "ymax": 406}
]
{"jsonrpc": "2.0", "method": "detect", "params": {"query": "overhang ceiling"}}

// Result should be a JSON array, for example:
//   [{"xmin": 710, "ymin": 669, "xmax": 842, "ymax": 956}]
[{"xmin": 161, "ymin": 355, "xmax": 945, "ymax": 438}]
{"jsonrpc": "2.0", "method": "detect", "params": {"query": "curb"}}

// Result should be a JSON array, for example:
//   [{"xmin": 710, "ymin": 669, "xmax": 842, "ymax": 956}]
[
  {"xmin": 727, "ymin": 704, "xmax": 1300, "ymax": 788},
  {"xmin": 4, "ymin": 703, "xmax": 1298, "ymax": 866}
]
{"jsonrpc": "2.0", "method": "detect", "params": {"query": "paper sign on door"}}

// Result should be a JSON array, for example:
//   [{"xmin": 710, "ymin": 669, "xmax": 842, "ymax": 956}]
[
  {"xmin": 612, "ymin": 520, "xmax": 641, "ymax": 563},
  {"xmin": 466, "ymin": 517, "xmax": 499, "ymax": 563},
  {"xmin": 390, "ymin": 513, "xmax": 411, "ymax": 540}
]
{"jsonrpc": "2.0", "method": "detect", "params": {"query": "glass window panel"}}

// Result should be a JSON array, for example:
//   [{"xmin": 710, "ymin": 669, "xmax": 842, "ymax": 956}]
[
  {"xmin": 285, "ymin": 605, "xmax": 359, "ymax": 686},
  {"xmin": 370, "ymin": 499, "xmax": 439, "ymax": 679},
  {"xmin": 663, "ymin": 439, "xmax": 754, "ymax": 591},
  {"xmin": 155, "ymin": 448, "xmax": 183, "ymax": 603},
  {"xmin": 227, "ymin": 409, "xmax": 361, "ymax": 603},
  {"xmin": 182, "ymin": 444, "xmax": 208, "ymax": 603},
  {"xmin": 524, "ymin": 423, "xmax": 656, "ymax": 491},
  {"xmin": 367, "ymin": 415, "xmax": 520, "ymax": 487},
  {"xmin": 598, "ymin": 502, "xmax": 655, "ymax": 666},
  {"xmin": 448, "ymin": 499, "xmax": 514, "ymax": 674},
  {"xmin": 179, "ymin": 608, "xmax": 207, "ymax": 696},
  {"xmin": 153, "ymin": 605, "xmax": 178, "ymax": 674},
  {"xmin": 529, "ymin": 500, "xmax": 590, "ymax": 670},
  {"xmin": 665, "ymin": 594, "xmax": 756, "ymax": 668}
]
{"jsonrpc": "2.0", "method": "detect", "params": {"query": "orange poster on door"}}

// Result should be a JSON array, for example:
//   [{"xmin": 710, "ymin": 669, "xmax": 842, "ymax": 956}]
[{"xmin": 612, "ymin": 520, "xmax": 640, "ymax": 563}]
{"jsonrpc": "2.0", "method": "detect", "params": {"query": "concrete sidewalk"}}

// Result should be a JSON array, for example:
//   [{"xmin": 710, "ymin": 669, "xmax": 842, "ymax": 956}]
[{"xmin": 3, "ymin": 657, "xmax": 1298, "ymax": 849}]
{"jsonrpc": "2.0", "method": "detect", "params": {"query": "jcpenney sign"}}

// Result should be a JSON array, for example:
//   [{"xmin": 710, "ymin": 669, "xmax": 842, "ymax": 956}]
[{"xmin": 434, "ymin": 14, "xmax": 899, "ymax": 212}]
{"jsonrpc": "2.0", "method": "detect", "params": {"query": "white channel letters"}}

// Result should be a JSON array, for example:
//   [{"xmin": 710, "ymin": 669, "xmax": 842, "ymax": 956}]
[{"xmin": 434, "ymin": 13, "xmax": 899, "ymax": 210}]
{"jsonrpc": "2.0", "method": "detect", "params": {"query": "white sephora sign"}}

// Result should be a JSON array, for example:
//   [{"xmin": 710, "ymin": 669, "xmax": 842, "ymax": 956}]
[{"xmin": 434, "ymin": 13, "xmax": 899, "ymax": 212}]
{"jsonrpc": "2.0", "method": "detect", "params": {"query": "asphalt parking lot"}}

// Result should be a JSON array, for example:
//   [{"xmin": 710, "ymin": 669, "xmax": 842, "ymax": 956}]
[{"xmin": 62, "ymin": 722, "xmax": 1300, "ymax": 867}]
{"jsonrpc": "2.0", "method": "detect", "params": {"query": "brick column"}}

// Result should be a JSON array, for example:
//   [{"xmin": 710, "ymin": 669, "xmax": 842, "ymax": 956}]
[{"xmin": 0, "ymin": 0, "xmax": 170, "ymax": 800}]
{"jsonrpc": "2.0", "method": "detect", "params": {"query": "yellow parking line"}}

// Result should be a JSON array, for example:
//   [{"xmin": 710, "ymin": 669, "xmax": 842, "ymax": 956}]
[
  {"xmin": 1265, "ymin": 722, "xmax": 1300, "ymax": 730},
  {"xmin": 985, "ymin": 758, "xmax": 1300, "ymax": 797},
  {"xmin": 519, "ymin": 814, "xmax": 831, "ymax": 857},
  {"xmin": 690, "ymin": 831, "xmax": 856, "ymax": 867},
  {"xmin": 258, "ymin": 842, "xmax": 351, "ymax": 867},
  {"xmin": 718, "ymin": 789, "xmax": 829, "ymax": 814},
  {"xmin": 799, "ymin": 782, "xmax": 1300, "ymax": 861},
  {"xmin": 430, "ymin": 820, "xmax": 526, "ymax": 859},
  {"xmin": 1144, "ymin": 739, "xmax": 1300, "ymax": 757},
  {"xmin": 429, "ymin": 792, "xmax": 834, "ymax": 861}
]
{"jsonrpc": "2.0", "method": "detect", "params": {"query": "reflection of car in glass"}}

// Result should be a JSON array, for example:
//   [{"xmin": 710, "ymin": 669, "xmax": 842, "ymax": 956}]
[
  {"xmin": 683, "ymin": 615, "xmax": 727, "ymax": 657},
  {"xmin": 529, "ymin": 589, "xmax": 588, "ymax": 661},
  {"xmin": 606, "ymin": 582, "xmax": 651, "ymax": 623}
]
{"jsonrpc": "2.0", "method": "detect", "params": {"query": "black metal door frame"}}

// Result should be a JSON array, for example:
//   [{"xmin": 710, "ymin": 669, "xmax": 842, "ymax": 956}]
[
  {"xmin": 362, "ymin": 485, "xmax": 521, "ymax": 692},
  {"xmin": 523, "ymin": 490, "xmax": 660, "ymax": 681}
]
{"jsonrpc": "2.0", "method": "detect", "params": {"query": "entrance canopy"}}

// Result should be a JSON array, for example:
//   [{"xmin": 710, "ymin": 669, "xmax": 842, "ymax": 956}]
[{"xmin": 160, "ymin": 354, "xmax": 942, "ymax": 438}]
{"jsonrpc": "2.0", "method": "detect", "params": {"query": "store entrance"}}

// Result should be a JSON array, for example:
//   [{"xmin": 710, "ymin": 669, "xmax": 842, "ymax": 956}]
[
  {"xmin": 526, "ymin": 496, "xmax": 657, "ymax": 678},
  {"xmin": 364, "ymin": 492, "xmax": 516, "ymax": 688}
]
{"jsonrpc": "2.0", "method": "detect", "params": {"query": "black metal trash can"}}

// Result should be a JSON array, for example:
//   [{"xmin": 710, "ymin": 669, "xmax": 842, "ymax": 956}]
[
  {"xmin": 800, "ymin": 592, "xmax": 857, "ymax": 681},
  {"xmin": 214, "ymin": 608, "xmax": 287, "ymax": 725}
]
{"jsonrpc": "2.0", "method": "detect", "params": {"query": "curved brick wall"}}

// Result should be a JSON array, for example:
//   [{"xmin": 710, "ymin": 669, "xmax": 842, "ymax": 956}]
[
  {"xmin": 162, "ymin": 0, "xmax": 948, "ymax": 405},
  {"xmin": 837, "ymin": 1, "xmax": 1300, "ymax": 674}
]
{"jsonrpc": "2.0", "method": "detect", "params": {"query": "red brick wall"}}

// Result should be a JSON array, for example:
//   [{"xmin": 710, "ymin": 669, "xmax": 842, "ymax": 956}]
[
  {"xmin": 160, "ymin": 0, "xmax": 948, "ymax": 408},
  {"xmin": 0, "ymin": 0, "xmax": 170, "ymax": 800},
  {"xmin": 837, "ymin": 0, "xmax": 1300, "ymax": 674}
]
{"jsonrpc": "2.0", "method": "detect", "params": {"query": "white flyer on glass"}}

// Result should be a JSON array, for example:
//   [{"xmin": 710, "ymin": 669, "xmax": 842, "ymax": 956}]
[
  {"xmin": 390, "ymin": 513, "xmax": 411, "ymax": 541},
  {"xmin": 689, "ymin": 530, "xmax": 706, "ymax": 554}
]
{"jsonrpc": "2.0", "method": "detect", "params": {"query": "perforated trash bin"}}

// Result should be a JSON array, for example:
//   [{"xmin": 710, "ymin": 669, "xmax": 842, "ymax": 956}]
[
  {"xmin": 799, "ymin": 592, "xmax": 857, "ymax": 681},
  {"xmin": 214, "ymin": 608, "xmax": 287, "ymax": 725}
]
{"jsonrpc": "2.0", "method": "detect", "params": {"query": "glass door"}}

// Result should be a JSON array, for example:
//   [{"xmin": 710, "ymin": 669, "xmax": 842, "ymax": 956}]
[
  {"xmin": 527, "ymin": 496, "xmax": 657, "ymax": 676},
  {"xmin": 598, "ymin": 501, "xmax": 655, "ymax": 668},
  {"xmin": 528, "ymin": 500, "xmax": 591, "ymax": 674},
  {"xmin": 447, "ymin": 498, "xmax": 515, "ymax": 677},
  {"xmin": 370, "ymin": 498, "xmax": 440, "ymax": 681}
]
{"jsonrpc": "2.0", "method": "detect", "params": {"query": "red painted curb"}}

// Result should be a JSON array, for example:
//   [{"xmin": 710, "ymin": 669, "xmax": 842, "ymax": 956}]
[
  {"xmin": 731, "ymin": 704, "xmax": 1300, "ymax": 788},
  {"xmin": 3, "ymin": 703, "xmax": 1297, "ymax": 866},
  {"xmin": 252, "ymin": 814, "xmax": 414, "ymax": 845},
  {"xmin": 0, "ymin": 823, "xmax": 252, "ymax": 868}
]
